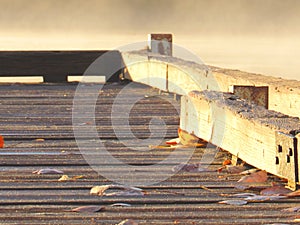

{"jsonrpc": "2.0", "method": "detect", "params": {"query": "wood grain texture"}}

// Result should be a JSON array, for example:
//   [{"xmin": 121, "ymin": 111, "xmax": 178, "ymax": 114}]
[
  {"xmin": 181, "ymin": 90, "xmax": 300, "ymax": 188},
  {"xmin": 0, "ymin": 83, "xmax": 299, "ymax": 224}
]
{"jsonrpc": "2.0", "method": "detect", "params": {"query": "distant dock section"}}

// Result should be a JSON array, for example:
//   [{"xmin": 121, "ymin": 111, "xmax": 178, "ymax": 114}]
[{"xmin": 0, "ymin": 50, "xmax": 122, "ymax": 83}]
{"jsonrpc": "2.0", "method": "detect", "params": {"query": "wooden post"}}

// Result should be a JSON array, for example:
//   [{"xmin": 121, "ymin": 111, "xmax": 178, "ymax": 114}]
[{"xmin": 148, "ymin": 34, "xmax": 172, "ymax": 56}]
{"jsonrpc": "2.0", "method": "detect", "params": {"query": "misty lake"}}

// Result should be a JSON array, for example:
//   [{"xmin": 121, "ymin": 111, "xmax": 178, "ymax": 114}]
[{"xmin": 0, "ymin": 35, "xmax": 299, "ymax": 81}]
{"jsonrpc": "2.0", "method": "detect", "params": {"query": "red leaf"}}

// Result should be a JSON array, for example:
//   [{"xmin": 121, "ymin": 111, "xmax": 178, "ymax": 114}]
[
  {"xmin": 222, "ymin": 159, "xmax": 232, "ymax": 166},
  {"xmin": 238, "ymin": 170, "xmax": 268, "ymax": 183},
  {"xmin": 0, "ymin": 135, "xmax": 4, "ymax": 148},
  {"xmin": 260, "ymin": 185, "xmax": 291, "ymax": 196},
  {"xmin": 165, "ymin": 138, "xmax": 180, "ymax": 145},
  {"xmin": 286, "ymin": 189, "xmax": 300, "ymax": 197}
]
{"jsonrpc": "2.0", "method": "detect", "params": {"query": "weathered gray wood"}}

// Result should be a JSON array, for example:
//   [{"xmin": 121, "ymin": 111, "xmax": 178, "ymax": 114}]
[{"xmin": 0, "ymin": 83, "xmax": 299, "ymax": 224}]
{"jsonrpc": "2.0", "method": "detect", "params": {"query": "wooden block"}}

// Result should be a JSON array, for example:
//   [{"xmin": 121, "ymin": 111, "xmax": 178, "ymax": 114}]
[
  {"xmin": 230, "ymin": 85, "xmax": 269, "ymax": 109},
  {"xmin": 148, "ymin": 33, "xmax": 172, "ymax": 56},
  {"xmin": 180, "ymin": 90, "xmax": 300, "ymax": 188}
]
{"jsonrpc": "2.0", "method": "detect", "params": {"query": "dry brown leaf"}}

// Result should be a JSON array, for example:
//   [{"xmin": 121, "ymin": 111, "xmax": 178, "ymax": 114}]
[
  {"xmin": 281, "ymin": 206, "xmax": 300, "ymax": 212},
  {"xmin": 71, "ymin": 205, "xmax": 105, "ymax": 213},
  {"xmin": 228, "ymin": 193, "xmax": 257, "ymax": 198},
  {"xmin": 244, "ymin": 195, "xmax": 286, "ymax": 202},
  {"xmin": 58, "ymin": 175, "xmax": 84, "ymax": 182},
  {"xmin": 58, "ymin": 175, "xmax": 71, "ymax": 181},
  {"xmin": 0, "ymin": 135, "xmax": 4, "ymax": 148},
  {"xmin": 149, "ymin": 144, "xmax": 178, "ymax": 150},
  {"xmin": 72, "ymin": 175, "xmax": 84, "ymax": 180},
  {"xmin": 172, "ymin": 163, "xmax": 209, "ymax": 173},
  {"xmin": 165, "ymin": 138, "xmax": 180, "ymax": 145},
  {"xmin": 226, "ymin": 165, "xmax": 246, "ymax": 174},
  {"xmin": 35, "ymin": 138, "xmax": 45, "ymax": 142},
  {"xmin": 239, "ymin": 168, "xmax": 258, "ymax": 175},
  {"xmin": 235, "ymin": 183, "xmax": 272, "ymax": 191},
  {"xmin": 105, "ymin": 190, "xmax": 144, "ymax": 197},
  {"xmin": 90, "ymin": 185, "xmax": 143, "ymax": 196},
  {"xmin": 178, "ymin": 128, "xmax": 207, "ymax": 147},
  {"xmin": 260, "ymin": 185, "xmax": 291, "ymax": 196},
  {"xmin": 218, "ymin": 200, "xmax": 248, "ymax": 206},
  {"xmin": 286, "ymin": 189, "xmax": 300, "ymax": 197},
  {"xmin": 116, "ymin": 219, "xmax": 138, "ymax": 225},
  {"xmin": 90, "ymin": 185, "xmax": 110, "ymax": 196},
  {"xmin": 238, "ymin": 170, "xmax": 268, "ymax": 183},
  {"xmin": 32, "ymin": 168, "xmax": 64, "ymax": 175}
]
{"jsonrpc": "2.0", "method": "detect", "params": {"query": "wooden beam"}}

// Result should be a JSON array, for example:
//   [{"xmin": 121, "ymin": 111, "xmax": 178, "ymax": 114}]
[
  {"xmin": 180, "ymin": 90, "xmax": 300, "ymax": 189},
  {"xmin": 0, "ymin": 51, "xmax": 122, "ymax": 82},
  {"xmin": 122, "ymin": 52, "xmax": 300, "ymax": 118}
]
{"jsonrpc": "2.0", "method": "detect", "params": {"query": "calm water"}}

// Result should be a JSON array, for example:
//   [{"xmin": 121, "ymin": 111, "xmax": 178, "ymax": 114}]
[{"xmin": 1, "ymin": 35, "xmax": 299, "ymax": 81}]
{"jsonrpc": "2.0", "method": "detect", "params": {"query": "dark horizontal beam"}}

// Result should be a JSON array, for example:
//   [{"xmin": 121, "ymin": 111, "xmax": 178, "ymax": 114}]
[{"xmin": 0, "ymin": 50, "xmax": 123, "ymax": 82}]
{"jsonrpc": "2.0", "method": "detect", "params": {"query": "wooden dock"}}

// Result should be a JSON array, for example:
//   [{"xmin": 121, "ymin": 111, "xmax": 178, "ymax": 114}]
[{"xmin": 0, "ymin": 82, "xmax": 300, "ymax": 224}]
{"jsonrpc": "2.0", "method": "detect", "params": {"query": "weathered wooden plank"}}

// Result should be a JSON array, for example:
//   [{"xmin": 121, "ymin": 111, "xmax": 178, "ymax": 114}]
[
  {"xmin": 180, "ymin": 90, "xmax": 300, "ymax": 189},
  {"xmin": 0, "ymin": 83, "xmax": 299, "ymax": 224},
  {"xmin": 122, "ymin": 51, "xmax": 300, "ymax": 118}
]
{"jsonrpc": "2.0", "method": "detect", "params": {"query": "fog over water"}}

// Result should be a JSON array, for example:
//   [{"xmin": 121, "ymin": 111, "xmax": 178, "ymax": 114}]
[{"xmin": 0, "ymin": 0, "xmax": 299, "ymax": 80}]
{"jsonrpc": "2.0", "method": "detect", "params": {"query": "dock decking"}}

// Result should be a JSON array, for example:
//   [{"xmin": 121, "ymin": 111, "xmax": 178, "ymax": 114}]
[{"xmin": 0, "ymin": 82, "xmax": 299, "ymax": 225}]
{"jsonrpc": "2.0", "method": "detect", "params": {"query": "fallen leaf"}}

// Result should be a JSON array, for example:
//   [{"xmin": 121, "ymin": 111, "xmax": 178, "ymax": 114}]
[
  {"xmin": 149, "ymin": 144, "xmax": 178, "ymax": 150},
  {"xmin": 238, "ymin": 170, "xmax": 268, "ymax": 183},
  {"xmin": 222, "ymin": 159, "xmax": 232, "ymax": 166},
  {"xmin": 235, "ymin": 183, "xmax": 272, "ymax": 191},
  {"xmin": 72, "ymin": 175, "xmax": 84, "ymax": 180},
  {"xmin": 116, "ymin": 219, "xmax": 138, "ymax": 225},
  {"xmin": 90, "ymin": 185, "xmax": 143, "ymax": 196},
  {"xmin": 58, "ymin": 175, "xmax": 71, "ymax": 181},
  {"xmin": 105, "ymin": 190, "xmax": 144, "ymax": 197},
  {"xmin": 228, "ymin": 193, "xmax": 257, "ymax": 198},
  {"xmin": 244, "ymin": 195, "xmax": 286, "ymax": 202},
  {"xmin": 150, "ymin": 189, "xmax": 185, "ymax": 196},
  {"xmin": 199, "ymin": 185, "xmax": 214, "ymax": 192},
  {"xmin": 165, "ymin": 138, "xmax": 180, "ymax": 145},
  {"xmin": 71, "ymin": 205, "xmax": 105, "ymax": 213},
  {"xmin": 217, "ymin": 166, "xmax": 224, "ymax": 173},
  {"xmin": 178, "ymin": 128, "xmax": 207, "ymax": 147},
  {"xmin": 90, "ymin": 185, "xmax": 110, "ymax": 196},
  {"xmin": 286, "ymin": 189, "xmax": 300, "ymax": 197},
  {"xmin": 225, "ymin": 165, "xmax": 246, "ymax": 174},
  {"xmin": 239, "ymin": 168, "xmax": 258, "ymax": 175},
  {"xmin": 281, "ymin": 206, "xmax": 300, "ymax": 212},
  {"xmin": 110, "ymin": 203, "xmax": 132, "ymax": 207},
  {"xmin": 35, "ymin": 138, "xmax": 45, "ymax": 142},
  {"xmin": 58, "ymin": 175, "xmax": 84, "ymax": 182},
  {"xmin": 172, "ymin": 163, "xmax": 209, "ymax": 172},
  {"xmin": 218, "ymin": 200, "xmax": 248, "ymax": 206},
  {"xmin": 173, "ymin": 219, "xmax": 180, "ymax": 224},
  {"xmin": 32, "ymin": 168, "xmax": 64, "ymax": 175},
  {"xmin": 0, "ymin": 135, "xmax": 4, "ymax": 148},
  {"xmin": 260, "ymin": 185, "xmax": 291, "ymax": 196}
]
